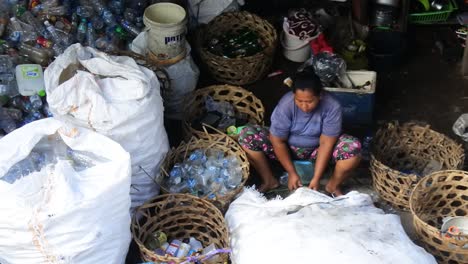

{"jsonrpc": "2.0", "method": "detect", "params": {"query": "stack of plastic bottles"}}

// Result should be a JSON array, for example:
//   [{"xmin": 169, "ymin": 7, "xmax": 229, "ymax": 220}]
[
  {"xmin": 164, "ymin": 149, "xmax": 243, "ymax": 199},
  {"xmin": 1, "ymin": 133, "xmax": 104, "ymax": 183},
  {"xmin": 0, "ymin": 56, "xmax": 53, "ymax": 136},
  {"xmin": 0, "ymin": 0, "xmax": 147, "ymax": 66}
]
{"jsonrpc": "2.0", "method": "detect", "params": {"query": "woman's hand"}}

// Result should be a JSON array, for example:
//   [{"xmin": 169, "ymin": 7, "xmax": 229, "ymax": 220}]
[
  {"xmin": 308, "ymin": 178, "xmax": 320, "ymax": 191},
  {"xmin": 288, "ymin": 172, "xmax": 303, "ymax": 191}
]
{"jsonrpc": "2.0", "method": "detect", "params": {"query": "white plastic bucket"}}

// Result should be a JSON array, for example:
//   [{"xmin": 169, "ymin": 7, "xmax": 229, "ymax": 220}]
[
  {"xmin": 281, "ymin": 22, "xmax": 314, "ymax": 62},
  {"xmin": 143, "ymin": 3, "xmax": 187, "ymax": 61}
]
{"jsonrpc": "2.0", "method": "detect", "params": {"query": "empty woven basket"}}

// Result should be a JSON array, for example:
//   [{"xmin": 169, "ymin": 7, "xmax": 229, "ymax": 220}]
[
  {"xmin": 410, "ymin": 170, "xmax": 468, "ymax": 264},
  {"xmin": 183, "ymin": 84, "xmax": 265, "ymax": 140},
  {"xmin": 196, "ymin": 11, "xmax": 277, "ymax": 85},
  {"xmin": 370, "ymin": 122, "xmax": 464, "ymax": 210},
  {"xmin": 132, "ymin": 194, "xmax": 229, "ymax": 264}
]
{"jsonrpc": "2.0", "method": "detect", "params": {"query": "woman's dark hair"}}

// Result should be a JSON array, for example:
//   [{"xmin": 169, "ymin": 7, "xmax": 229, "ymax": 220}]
[{"xmin": 290, "ymin": 67, "xmax": 323, "ymax": 96}]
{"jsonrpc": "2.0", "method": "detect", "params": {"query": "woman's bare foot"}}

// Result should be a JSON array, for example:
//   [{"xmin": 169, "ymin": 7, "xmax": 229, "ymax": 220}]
[
  {"xmin": 258, "ymin": 180, "xmax": 280, "ymax": 193},
  {"xmin": 325, "ymin": 183, "xmax": 343, "ymax": 197}
]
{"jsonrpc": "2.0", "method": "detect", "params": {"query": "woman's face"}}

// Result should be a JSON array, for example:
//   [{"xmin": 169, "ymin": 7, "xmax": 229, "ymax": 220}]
[{"xmin": 294, "ymin": 89, "xmax": 320, "ymax": 113}]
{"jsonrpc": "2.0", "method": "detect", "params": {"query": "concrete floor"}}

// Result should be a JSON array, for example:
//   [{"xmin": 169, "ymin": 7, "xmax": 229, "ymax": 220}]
[{"xmin": 133, "ymin": 24, "xmax": 468, "ymax": 264}]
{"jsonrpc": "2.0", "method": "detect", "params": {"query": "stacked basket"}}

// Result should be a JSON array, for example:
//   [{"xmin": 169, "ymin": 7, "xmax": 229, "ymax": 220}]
[
  {"xmin": 196, "ymin": 11, "xmax": 277, "ymax": 85},
  {"xmin": 158, "ymin": 134, "xmax": 249, "ymax": 212},
  {"xmin": 183, "ymin": 84, "xmax": 265, "ymax": 141},
  {"xmin": 370, "ymin": 122, "xmax": 464, "ymax": 210},
  {"xmin": 132, "ymin": 194, "xmax": 230, "ymax": 264},
  {"xmin": 410, "ymin": 170, "xmax": 468, "ymax": 264}
]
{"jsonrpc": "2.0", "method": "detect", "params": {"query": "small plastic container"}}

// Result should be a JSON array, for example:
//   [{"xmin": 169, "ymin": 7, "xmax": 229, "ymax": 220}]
[{"xmin": 15, "ymin": 64, "xmax": 45, "ymax": 96}]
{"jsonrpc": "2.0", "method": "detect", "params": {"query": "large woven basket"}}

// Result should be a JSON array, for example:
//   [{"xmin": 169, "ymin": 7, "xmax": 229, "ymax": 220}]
[
  {"xmin": 195, "ymin": 11, "xmax": 277, "ymax": 85},
  {"xmin": 132, "ymin": 194, "xmax": 230, "ymax": 264},
  {"xmin": 159, "ymin": 135, "xmax": 249, "ymax": 211},
  {"xmin": 410, "ymin": 170, "xmax": 468, "ymax": 264},
  {"xmin": 370, "ymin": 122, "xmax": 464, "ymax": 210},
  {"xmin": 183, "ymin": 84, "xmax": 265, "ymax": 140}
]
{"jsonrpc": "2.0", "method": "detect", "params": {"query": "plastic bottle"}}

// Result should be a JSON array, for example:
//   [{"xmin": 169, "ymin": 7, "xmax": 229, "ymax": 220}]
[
  {"xmin": 202, "ymin": 244, "xmax": 221, "ymax": 264},
  {"xmin": 86, "ymin": 22, "xmax": 95, "ymax": 48},
  {"xmin": 166, "ymin": 239, "xmax": 182, "ymax": 257},
  {"xmin": 109, "ymin": 0, "xmax": 124, "ymax": 15},
  {"xmin": 76, "ymin": 18, "xmax": 87, "ymax": 44},
  {"xmin": 76, "ymin": 5, "xmax": 94, "ymax": 18},
  {"xmin": 102, "ymin": 9, "xmax": 117, "ymax": 27},
  {"xmin": 175, "ymin": 242, "xmax": 191, "ymax": 258},
  {"xmin": 36, "ymin": 36, "xmax": 53, "ymax": 49},
  {"xmin": 39, "ymin": 5, "xmax": 68, "ymax": 16},
  {"xmin": 29, "ymin": 94, "xmax": 43, "ymax": 110},
  {"xmin": 21, "ymin": 11, "xmax": 48, "ymax": 37},
  {"xmin": 0, "ymin": 12, "xmax": 9, "ymax": 37},
  {"xmin": 44, "ymin": 20, "xmax": 64, "ymax": 46},
  {"xmin": 31, "ymin": 0, "xmax": 59, "ymax": 14},
  {"xmin": 17, "ymin": 43, "xmax": 50, "ymax": 66},
  {"xmin": 188, "ymin": 237, "xmax": 203, "ymax": 256},
  {"xmin": 4, "ymin": 107, "xmax": 22, "ymax": 120},
  {"xmin": 120, "ymin": 19, "xmax": 140, "ymax": 37},
  {"xmin": 169, "ymin": 163, "xmax": 184, "ymax": 185},
  {"xmin": 42, "ymin": 103, "xmax": 53, "ymax": 117},
  {"xmin": 0, "ymin": 107, "xmax": 17, "ymax": 133},
  {"xmin": 91, "ymin": 16, "xmax": 104, "ymax": 31},
  {"xmin": 90, "ymin": 0, "xmax": 106, "ymax": 16},
  {"xmin": 8, "ymin": 17, "xmax": 23, "ymax": 42},
  {"xmin": 123, "ymin": 8, "xmax": 137, "ymax": 23}
]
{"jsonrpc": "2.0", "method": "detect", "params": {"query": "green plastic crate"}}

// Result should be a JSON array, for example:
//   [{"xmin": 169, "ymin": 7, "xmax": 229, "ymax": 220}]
[{"xmin": 409, "ymin": 0, "xmax": 458, "ymax": 24}]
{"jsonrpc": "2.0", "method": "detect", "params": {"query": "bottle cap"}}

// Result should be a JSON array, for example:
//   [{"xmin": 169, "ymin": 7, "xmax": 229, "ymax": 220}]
[{"xmin": 38, "ymin": 90, "xmax": 46, "ymax": 97}]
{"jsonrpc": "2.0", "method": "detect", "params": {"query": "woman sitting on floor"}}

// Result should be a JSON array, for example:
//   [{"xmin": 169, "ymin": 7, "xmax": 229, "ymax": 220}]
[{"xmin": 238, "ymin": 69, "xmax": 361, "ymax": 196}]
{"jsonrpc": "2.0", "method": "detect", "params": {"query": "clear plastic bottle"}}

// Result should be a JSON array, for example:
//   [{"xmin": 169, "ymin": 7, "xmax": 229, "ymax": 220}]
[
  {"xmin": 188, "ymin": 237, "xmax": 203, "ymax": 256},
  {"xmin": 90, "ymin": 0, "xmax": 106, "ymax": 16},
  {"xmin": 31, "ymin": 0, "xmax": 59, "ymax": 14},
  {"xmin": 4, "ymin": 107, "xmax": 22, "ymax": 120},
  {"xmin": 39, "ymin": 6, "xmax": 68, "ymax": 16},
  {"xmin": 86, "ymin": 22, "xmax": 95, "ymax": 48},
  {"xmin": 17, "ymin": 43, "xmax": 50, "ymax": 66},
  {"xmin": 0, "ymin": 107, "xmax": 17, "ymax": 133},
  {"xmin": 76, "ymin": 18, "xmax": 87, "ymax": 44},
  {"xmin": 123, "ymin": 8, "xmax": 137, "ymax": 23},
  {"xmin": 8, "ymin": 17, "xmax": 23, "ymax": 42},
  {"xmin": 109, "ymin": 0, "xmax": 124, "ymax": 15},
  {"xmin": 44, "ymin": 20, "xmax": 64, "ymax": 46},
  {"xmin": 76, "ymin": 5, "xmax": 94, "ymax": 18},
  {"xmin": 102, "ymin": 9, "xmax": 117, "ymax": 27},
  {"xmin": 21, "ymin": 11, "xmax": 48, "ymax": 37},
  {"xmin": 29, "ymin": 94, "xmax": 43, "ymax": 109},
  {"xmin": 120, "ymin": 19, "xmax": 140, "ymax": 37},
  {"xmin": 91, "ymin": 16, "xmax": 104, "ymax": 31},
  {"xmin": 0, "ymin": 12, "xmax": 7, "ymax": 37},
  {"xmin": 42, "ymin": 103, "xmax": 53, "ymax": 117}
]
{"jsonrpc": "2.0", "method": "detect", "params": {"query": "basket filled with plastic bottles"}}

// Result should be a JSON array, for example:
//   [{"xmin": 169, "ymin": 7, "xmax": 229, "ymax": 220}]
[
  {"xmin": 157, "ymin": 134, "xmax": 249, "ymax": 212},
  {"xmin": 182, "ymin": 84, "xmax": 265, "ymax": 141},
  {"xmin": 132, "ymin": 193, "xmax": 230, "ymax": 264},
  {"xmin": 195, "ymin": 11, "xmax": 277, "ymax": 85},
  {"xmin": 370, "ymin": 122, "xmax": 464, "ymax": 211}
]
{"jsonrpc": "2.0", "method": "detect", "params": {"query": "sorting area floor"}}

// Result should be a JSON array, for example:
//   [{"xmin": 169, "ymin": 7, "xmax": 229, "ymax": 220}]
[{"xmin": 129, "ymin": 26, "xmax": 468, "ymax": 263}]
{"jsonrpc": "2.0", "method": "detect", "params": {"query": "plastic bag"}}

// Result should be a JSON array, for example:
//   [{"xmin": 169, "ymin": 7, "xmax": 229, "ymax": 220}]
[
  {"xmin": 44, "ymin": 44, "xmax": 169, "ymax": 212},
  {"xmin": 453, "ymin": 114, "xmax": 468, "ymax": 142},
  {"xmin": 0, "ymin": 118, "xmax": 132, "ymax": 264},
  {"xmin": 225, "ymin": 188, "xmax": 437, "ymax": 264}
]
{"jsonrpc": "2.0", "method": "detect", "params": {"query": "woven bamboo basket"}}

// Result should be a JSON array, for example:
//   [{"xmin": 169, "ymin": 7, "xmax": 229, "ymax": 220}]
[
  {"xmin": 410, "ymin": 170, "xmax": 468, "ymax": 264},
  {"xmin": 132, "ymin": 193, "xmax": 230, "ymax": 264},
  {"xmin": 195, "ymin": 11, "xmax": 277, "ymax": 85},
  {"xmin": 182, "ymin": 84, "xmax": 265, "ymax": 141},
  {"xmin": 370, "ymin": 122, "xmax": 464, "ymax": 210},
  {"xmin": 158, "ymin": 135, "xmax": 249, "ymax": 211}
]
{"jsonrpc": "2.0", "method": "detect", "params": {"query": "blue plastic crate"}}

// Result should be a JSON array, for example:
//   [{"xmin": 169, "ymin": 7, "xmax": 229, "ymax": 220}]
[{"xmin": 324, "ymin": 71, "xmax": 377, "ymax": 126}]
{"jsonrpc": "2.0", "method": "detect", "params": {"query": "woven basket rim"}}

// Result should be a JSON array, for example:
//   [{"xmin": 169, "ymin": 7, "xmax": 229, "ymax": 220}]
[
  {"xmin": 410, "ymin": 170, "xmax": 468, "ymax": 241},
  {"xmin": 131, "ymin": 193, "xmax": 230, "ymax": 263},
  {"xmin": 182, "ymin": 84, "xmax": 265, "ymax": 137},
  {"xmin": 200, "ymin": 11, "xmax": 276, "ymax": 57}
]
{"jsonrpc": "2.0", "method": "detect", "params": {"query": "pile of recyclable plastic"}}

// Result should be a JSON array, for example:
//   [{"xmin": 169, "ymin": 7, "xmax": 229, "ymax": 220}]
[
  {"xmin": 0, "ymin": 0, "xmax": 150, "ymax": 136},
  {"xmin": 163, "ymin": 149, "xmax": 243, "ymax": 198}
]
